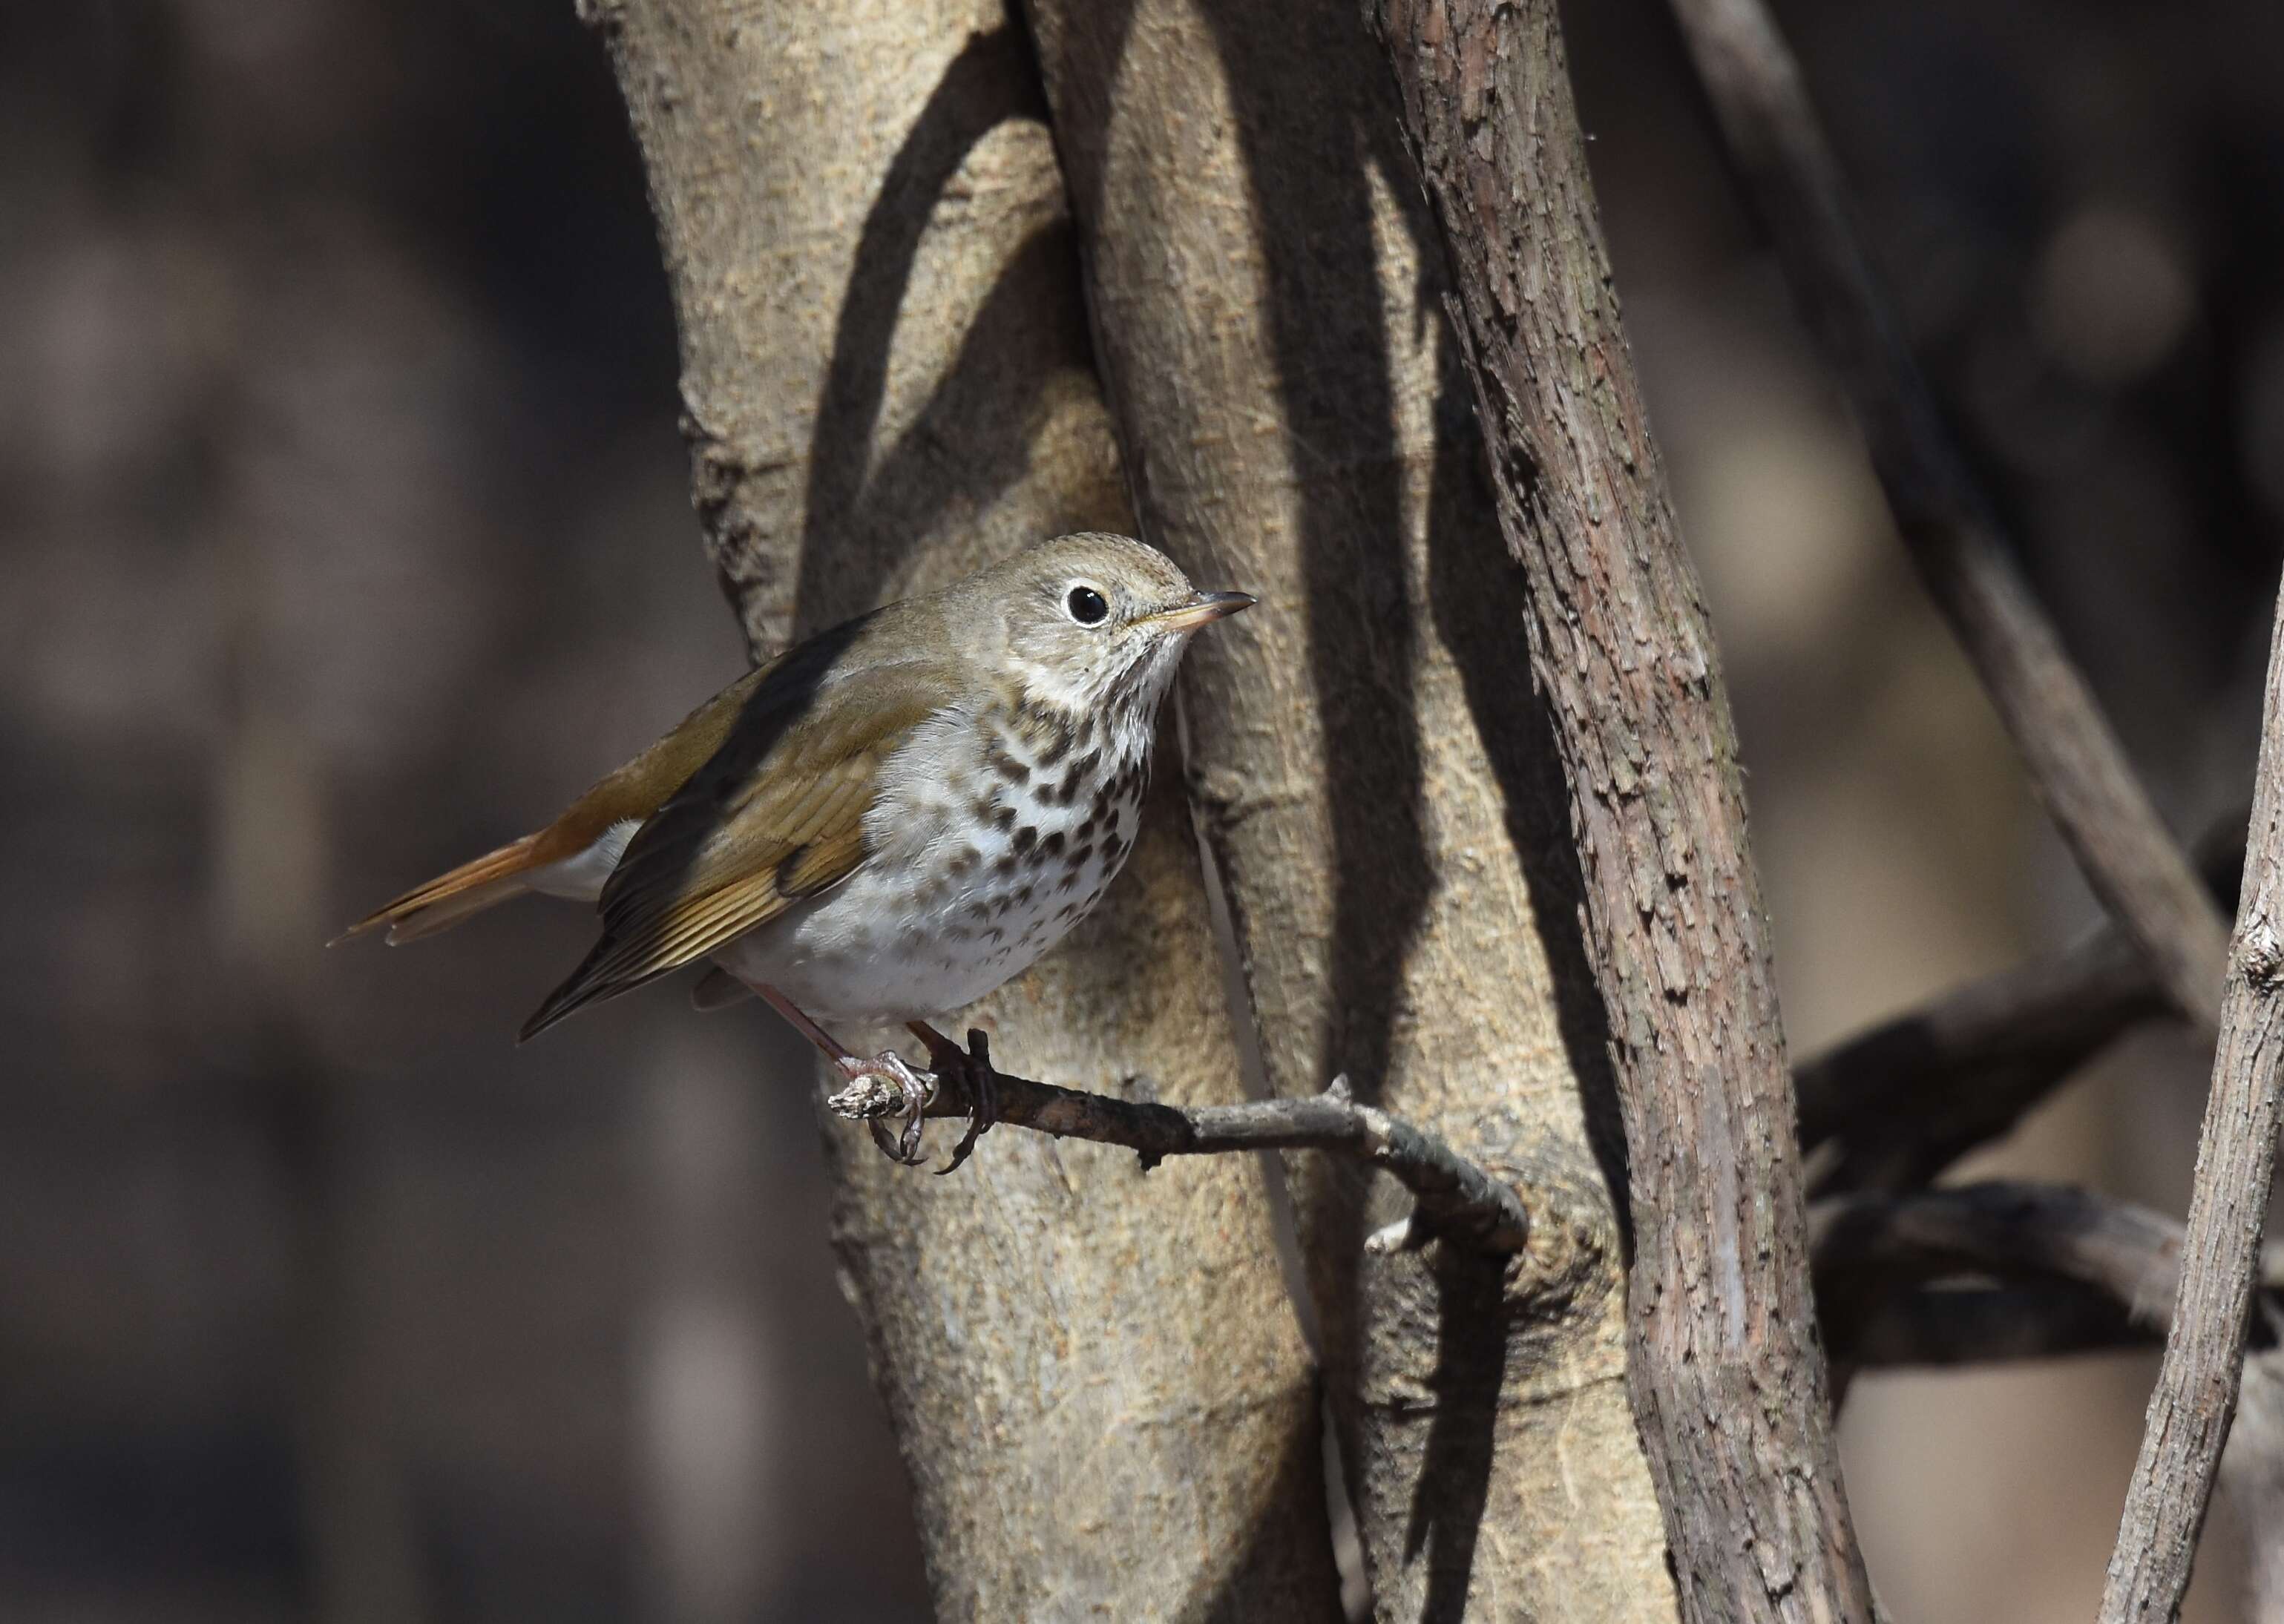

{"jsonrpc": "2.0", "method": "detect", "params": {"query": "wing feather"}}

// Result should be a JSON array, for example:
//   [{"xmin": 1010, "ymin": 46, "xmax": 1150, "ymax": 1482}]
[{"xmin": 519, "ymin": 653, "xmax": 951, "ymax": 1041}]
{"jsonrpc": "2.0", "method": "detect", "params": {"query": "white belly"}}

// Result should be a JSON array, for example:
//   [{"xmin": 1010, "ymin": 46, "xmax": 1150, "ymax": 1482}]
[{"xmin": 715, "ymin": 709, "xmax": 1146, "ymax": 1024}]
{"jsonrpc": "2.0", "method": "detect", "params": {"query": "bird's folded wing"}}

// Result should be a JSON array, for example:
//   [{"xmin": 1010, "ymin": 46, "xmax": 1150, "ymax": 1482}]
[{"xmin": 519, "ymin": 654, "xmax": 948, "ymax": 1039}]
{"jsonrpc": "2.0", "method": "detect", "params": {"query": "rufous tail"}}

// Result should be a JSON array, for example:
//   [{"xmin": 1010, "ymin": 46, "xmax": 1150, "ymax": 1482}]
[{"xmin": 333, "ymin": 832, "xmax": 545, "ymax": 946}]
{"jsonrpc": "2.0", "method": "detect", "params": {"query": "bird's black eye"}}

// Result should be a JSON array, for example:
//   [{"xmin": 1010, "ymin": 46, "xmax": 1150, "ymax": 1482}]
[{"xmin": 1066, "ymin": 585, "xmax": 1109, "ymax": 625}]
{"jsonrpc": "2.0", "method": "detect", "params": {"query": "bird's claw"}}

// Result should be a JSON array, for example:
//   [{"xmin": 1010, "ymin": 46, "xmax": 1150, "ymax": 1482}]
[{"xmin": 903, "ymin": 1025, "xmax": 997, "ymax": 1175}]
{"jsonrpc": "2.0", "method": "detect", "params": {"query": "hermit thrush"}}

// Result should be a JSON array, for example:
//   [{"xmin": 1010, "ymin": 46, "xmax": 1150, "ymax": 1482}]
[{"xmin": 341, "ymin": 533, "xmax": 1253, "ymax": 1165}]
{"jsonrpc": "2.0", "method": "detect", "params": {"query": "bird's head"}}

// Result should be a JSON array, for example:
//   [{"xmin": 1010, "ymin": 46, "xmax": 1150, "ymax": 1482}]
[{"xmin": 971, "ymin": 532, "xmax": 1254, "ymax": 729}]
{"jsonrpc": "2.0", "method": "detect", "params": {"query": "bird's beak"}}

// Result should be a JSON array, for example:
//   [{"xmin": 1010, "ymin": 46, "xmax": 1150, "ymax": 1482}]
[{"xmin": 1143, "ymin": 591, "xmax": 1257, "ymax": 632}]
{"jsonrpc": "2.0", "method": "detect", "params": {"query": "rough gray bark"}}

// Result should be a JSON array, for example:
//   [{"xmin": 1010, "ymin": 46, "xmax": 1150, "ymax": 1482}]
[
  {"xmin": 2220, "ymin": 1327, "xmax": 2284, "ymax": 1624},
  {"xmin": 2101, "ymin": 587, "xmax": 2284, "ymax": 1623},
  {"xmin": 580, "ymin": 2, "xmax": 1340, "ymax": 1616},
  {"xmin": 1367, "ymin": 2, "xmax": 1873, "ymax": 1620},
  {"xmin": 1663, "ymin": 0, "xmax": 2230, "ymax": 1039},
  {"xmin": 1017, "ymin": 1, "xmax": 1678, "ymax": 1618}
]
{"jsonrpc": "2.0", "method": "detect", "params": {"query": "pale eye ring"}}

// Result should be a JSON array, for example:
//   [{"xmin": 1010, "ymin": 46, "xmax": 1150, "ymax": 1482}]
[{"xmin": 1065, "ymin": 584, "xmax": 1110, "ymax": 625}]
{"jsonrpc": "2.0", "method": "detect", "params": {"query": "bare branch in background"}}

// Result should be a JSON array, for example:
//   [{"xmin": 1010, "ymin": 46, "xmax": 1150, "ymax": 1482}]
[
  {"xmin": 1840, "ymin": 1282, "xmax": 2153, "ymax": 1370},
  {"xmin": 1370, "ymin": 1, "xmax": 1871, "ymax": 1617},
  {"xmin": 1798, "ymin": 816, "xmax": 2243, "ymax": 1197},
  {"xmin": 1796, "ymin": 930, "xmax": 2166, "ymax": 1195},
  {"xmin": 2101, "ymin": 591, "xmax": 2284, "ymax": 1623},
  {"xmin": 1811, "ymin": 1180, "xmax": 2254, "ymax": 1314},
  {"xmin": 1664, "ymin": 0, "xmax": 2231, "ymax": 1037},
  {"xmin": 1817, "ymin": 1182, "xmax": 2284, "ymax": 1370}
]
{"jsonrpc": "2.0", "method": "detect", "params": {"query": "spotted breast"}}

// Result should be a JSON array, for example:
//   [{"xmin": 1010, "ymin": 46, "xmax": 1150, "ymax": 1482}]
[{"xmin": 712, "ymin": 690, "xmax": 1152, "ymax": 1025}]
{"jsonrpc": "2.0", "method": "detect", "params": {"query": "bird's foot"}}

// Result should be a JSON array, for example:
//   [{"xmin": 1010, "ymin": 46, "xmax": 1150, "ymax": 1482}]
[
  {"xmin": 910, "ymin": 1022, "xmax": 998, "ymax": 1176},
  {"xmin": 827, "ymin": 1049, "xmax": 935, "ymax": 1167}
]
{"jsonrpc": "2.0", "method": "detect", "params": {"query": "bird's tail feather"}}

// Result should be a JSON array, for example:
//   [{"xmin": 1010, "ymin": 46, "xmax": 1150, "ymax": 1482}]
[{"xmin": 334, "ymin": 833, "xmax": 545, "ymax": 946}]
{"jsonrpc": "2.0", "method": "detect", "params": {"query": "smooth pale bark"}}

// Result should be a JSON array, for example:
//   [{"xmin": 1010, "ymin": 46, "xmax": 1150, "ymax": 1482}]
[
  {"xmin": 1019, "ymin": 2, "xmax": 1678, "ymax": 1617},
  {"xmin": 581, "ymin": 2, "xmax": 1339, "ymax": 1616}
]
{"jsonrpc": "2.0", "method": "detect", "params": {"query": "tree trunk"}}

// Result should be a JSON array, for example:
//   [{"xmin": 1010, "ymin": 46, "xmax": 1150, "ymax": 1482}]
[
  {"xmin": 582, "ymin": 2, "xmax": 1340, "ymax": 1616},
  {"xmin": 1366, "ymin": 2, "xmax": 1874, "ymax": 1619},
  {"xmin": 1017, "ymin": 1, "xmax": 1679, "ymax": 1617}
]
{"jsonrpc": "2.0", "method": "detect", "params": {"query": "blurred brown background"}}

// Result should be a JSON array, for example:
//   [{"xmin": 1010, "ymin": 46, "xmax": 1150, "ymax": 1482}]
[{"xmin": 3, "ymin": 0, "xmax": 2279, "ymax": 1620}]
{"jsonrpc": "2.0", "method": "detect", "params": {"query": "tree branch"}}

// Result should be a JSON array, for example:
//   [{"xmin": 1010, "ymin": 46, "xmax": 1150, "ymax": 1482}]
[
  {"xmin": 828, "ymin": 1050, "xmax": 1531, "ymax": 1252},
  {"xmin": 1841, "ymin": 1282, "xmax": 2153, "ymax": 1370},
  {"xmin": 1370, "ymin": 2, "xmax": 1872, "ymax": 1618},
  {"xmin": 1796, "ymin": 930, "xmax": 2166, "ymax": 1195},
  {"xmin": 1811, "ymin": 1181, "xmax": 2226, "ymax": 1317},
  {"xmin": 1664, "ymin": 0, "xmax": 2230, "ymax": 1038},
  {"xmin": 2101, "ymin": 591, "xmax": 2284, "ymax": 1623},
  {"xmin": 1811, "ymin": 1181, "xmax": 2284, "ymax": 1395}
]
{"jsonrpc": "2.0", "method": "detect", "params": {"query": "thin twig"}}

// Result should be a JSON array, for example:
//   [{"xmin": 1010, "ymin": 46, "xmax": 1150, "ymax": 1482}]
[
  {"xmin": 2101, "ymin": 593, "xmax": 2284, "ymax": 1623},
  {"xmin": 826, "ymin": 1040, "xmax": 1531, "ymax": 1253},
  {"xmin": 1665, "ymin": 0, "xmax": 2230, "ymax": 1037}
]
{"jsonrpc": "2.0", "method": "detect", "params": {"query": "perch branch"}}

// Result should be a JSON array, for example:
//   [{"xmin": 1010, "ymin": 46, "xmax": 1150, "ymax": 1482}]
[
  {"xmin": 827, "ymin": 1041, "xmax": 1531, "ymax": 1253},
  {"xmin": 1665, "ymin": 0, "xmax": 2230, "ymax": 1037},
  {"xmin": 2100, "ymin": 592, "xmax": 2284, "ymax": 1624}
]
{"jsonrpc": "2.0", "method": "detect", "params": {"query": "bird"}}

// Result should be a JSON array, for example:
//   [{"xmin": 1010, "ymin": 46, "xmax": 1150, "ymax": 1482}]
[{"xmin": 339, "ymin": 532, "xmax": 1255, "ymax": 1168}]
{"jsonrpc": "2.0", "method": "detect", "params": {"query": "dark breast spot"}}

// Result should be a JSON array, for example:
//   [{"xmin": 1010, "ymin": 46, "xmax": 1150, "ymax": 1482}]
[
  {"xmin": 1014, "ymin": 825, "xmax": 1037, "ymax": 855},
  {"xmin": 1040, "ymin": 832, "xmax": 1066, "ymax": 859},
  {"xmin": 987, "ymin": 746, "xmax": 1030, "ymax": 785},
  {"xmin": 1030, "ymin": 713, "xmax": 1074, "ymax": 767}
]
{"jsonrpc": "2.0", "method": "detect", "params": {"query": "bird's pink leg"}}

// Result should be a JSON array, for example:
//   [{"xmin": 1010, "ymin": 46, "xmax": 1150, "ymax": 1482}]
[{"xmin": 730, "ymin": 976, "xmax": 932, "ymax": 1165}]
